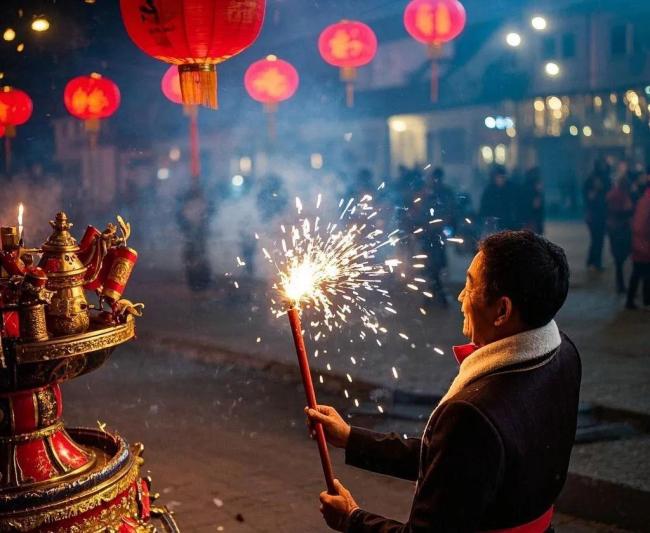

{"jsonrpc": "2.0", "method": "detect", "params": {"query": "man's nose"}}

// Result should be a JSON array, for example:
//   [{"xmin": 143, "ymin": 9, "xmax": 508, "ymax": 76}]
[{"xmin": 457, "ymin": 288, "xmax": 465, "ymax": 303}]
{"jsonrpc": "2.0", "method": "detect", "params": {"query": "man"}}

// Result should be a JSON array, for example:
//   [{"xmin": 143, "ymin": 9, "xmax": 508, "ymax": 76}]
[
  {"xmin": 479, "ymin": 165, "xmax": 519, "ymax": 231},
  {"xmin": 307, "ymin": 231, "xmax": 581, "ymax": 532}
]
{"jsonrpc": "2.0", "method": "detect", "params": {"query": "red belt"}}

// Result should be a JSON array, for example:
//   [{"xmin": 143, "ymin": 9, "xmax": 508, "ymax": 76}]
[{"xmin": 484, "ymin": 507, "xmax": 553, "ymax": 533}]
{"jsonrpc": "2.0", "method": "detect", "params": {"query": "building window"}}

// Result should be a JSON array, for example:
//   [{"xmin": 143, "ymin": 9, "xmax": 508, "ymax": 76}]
[
  {"xmin": 611, "ymin": 24, "xmax": 628, "ymax": 55},
  {"xmin": 541, "ymin": 36, "xmax": 557, "ymax": 59},
  {"xmin": 562, "ymin": 33, "xmax": 576, "ymax": 58}
]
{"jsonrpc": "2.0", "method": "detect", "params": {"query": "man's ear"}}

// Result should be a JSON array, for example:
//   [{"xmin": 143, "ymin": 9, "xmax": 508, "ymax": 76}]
[{"xmin": 493, "ymin": 296, "xmax": 513, "ymax": 327}]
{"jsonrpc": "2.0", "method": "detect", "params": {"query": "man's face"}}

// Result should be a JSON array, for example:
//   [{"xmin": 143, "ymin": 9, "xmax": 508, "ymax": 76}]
[{"xmin": 458, "ymin": 252, "xmax": 498, "ymax": 346}]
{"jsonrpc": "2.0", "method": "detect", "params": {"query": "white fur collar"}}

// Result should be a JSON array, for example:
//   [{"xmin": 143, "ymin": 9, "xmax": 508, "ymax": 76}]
[{"xmin": 439, "ymin": 320, "xmax": 561, "ymax": 406}]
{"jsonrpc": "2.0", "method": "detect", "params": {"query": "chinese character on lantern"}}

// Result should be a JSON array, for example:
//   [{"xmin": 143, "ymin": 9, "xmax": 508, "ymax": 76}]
[
  {"xmin": 404, "ymin": 0, "xmax": 466, "ymax": 101},
  {"xmin": 318, "ymin": 20, "xmax": 377, "ymax": 107}
]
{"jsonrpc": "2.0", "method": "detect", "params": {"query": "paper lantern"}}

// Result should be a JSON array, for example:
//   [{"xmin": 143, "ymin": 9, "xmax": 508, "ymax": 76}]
[
  {"xmin": 0, "ymin": 87, "xmax": 33, "ymax": 174},
  {"xmin": 0, "ymin": 124, "xmax": 5, "ymax": 138},
  {"xmin": 318, "ymin": 20, "xmax": 377, "ymax": 107},
  {"xmin": 0, "ymin": 87, "xmax": 33, "ymax": 136},
  {"xmin": 245, "ymin": 55, "xmax": 299, "ymax": 140},
  {"xmin": 120, "ymin": 0, "xmax": 266, "ymax": 109},
  {"xmin": 161, "ymin": 65, "xmax": 183, "ymax": 105},
  {"xmin": 64, "ymin": 74, "xmax": 120, "ymax": 133},
  {"xmin": 245, "ymin": 55, "xmax": 299, "ymax": 105},
  {"xmin": 404, "ymin": 0, "xmax": 466, "ymax": 101}
]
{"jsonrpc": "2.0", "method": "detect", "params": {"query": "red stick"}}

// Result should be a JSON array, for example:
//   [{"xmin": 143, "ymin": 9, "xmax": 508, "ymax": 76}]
[{"xmin": 287, "ymin": 306, "xmax": 337, "ymax": 495}]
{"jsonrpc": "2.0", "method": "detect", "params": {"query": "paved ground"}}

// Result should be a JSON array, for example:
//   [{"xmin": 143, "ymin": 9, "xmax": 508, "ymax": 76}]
[{"xmin": 63, "ymin": 347, "xmax": 631, "ymax": 532}]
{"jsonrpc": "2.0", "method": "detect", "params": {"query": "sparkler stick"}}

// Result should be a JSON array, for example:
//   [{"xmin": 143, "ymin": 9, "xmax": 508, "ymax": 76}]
[{"xmin": 286, "ymin": 304, "xmax": 337, "ymax": 495}]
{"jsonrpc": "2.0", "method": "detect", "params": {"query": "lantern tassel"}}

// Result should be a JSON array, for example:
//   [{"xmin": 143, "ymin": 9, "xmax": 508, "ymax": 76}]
[
  {"xmin": 428, "ymin": 43, "xmax": 443, "ymax": 103},
  {"xmin": 264, "ymin": 103, "xmax": 278, "ymax": 143},
  {"xmin": 340, "ymin": 67, "xmax": 357, "ymax": 109},
  {"xmin": 179, "ymin": 65, "xmax": 218, "ymax": 110},
  {"xmin": 188, "ymin": 106, "xmax": 201, "ymax": 183}
]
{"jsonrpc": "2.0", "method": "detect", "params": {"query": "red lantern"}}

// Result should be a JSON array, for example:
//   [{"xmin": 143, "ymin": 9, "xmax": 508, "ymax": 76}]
[
  {"xmin": 0, "ymin": 87, "xmax": 33, "ymax": 174},
  {"xmin": 161, "ymin": 65, "xmax": 183, "ymax": 105},
  {"xmin": 404, "ymin": 0, "xmax": 466, "ymax": 101},
  {"xmin": 0, "ymin": 124, "xmax": 5, "ymax": 138},
  {"xmin": 245, "ymin": 55, "xmax": 299, "ymax": 140},
  {"xmin": 120, "ymin": 0, "xmax": 266, "ymax": 109},
  {"xmin": 318, "ymin": 20, "xmax": 377, "ymax": 107},
  {"xmin": 161, "ymin": 65, "xmax": 201, "ymax": 181},
  {"xmin": 64, "ymin": 74, "xmax": 120, "ymax": 147}
]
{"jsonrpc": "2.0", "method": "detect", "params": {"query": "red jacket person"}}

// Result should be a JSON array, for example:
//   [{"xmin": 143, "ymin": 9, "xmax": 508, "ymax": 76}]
[{"xmin": 307, "ymin": 231, "xmax": 581, "ymax": 532}]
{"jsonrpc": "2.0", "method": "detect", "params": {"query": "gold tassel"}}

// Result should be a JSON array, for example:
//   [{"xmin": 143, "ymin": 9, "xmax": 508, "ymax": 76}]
[{"xmin": 179, "ymin": 64, "xmax": 218, "ymax": 110}]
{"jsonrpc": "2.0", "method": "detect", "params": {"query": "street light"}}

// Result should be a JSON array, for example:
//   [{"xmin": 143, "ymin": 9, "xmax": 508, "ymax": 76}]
[
  {"xmin": 531, "ymin": 16, "xmax": 547, "ymax": 31},
  {"xmin": 31, "ymin": 18, "xmax": 50, "ymax": 32},
  {"xmin": 3, "ymin": 28, "xmax": 16, "ymax": 41},
  {"xmin": 505, "ymin": 32, "xmax": 522, "ymax": 47},
  {"xmin": 544, "ymin": 61, "xmax": 560, "ymax": 77}
]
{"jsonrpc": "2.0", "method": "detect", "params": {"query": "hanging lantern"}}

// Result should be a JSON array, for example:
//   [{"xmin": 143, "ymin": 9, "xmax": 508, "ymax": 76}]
[
  {"xmin": 120, "ymin": 0, "xmax": 266, "ymax": 110},
  {"xmin": 0, "ymin": 87, "xmax": 33, "ymax": 137},
  {"xmin": 318, "ymin": 20, "xmax": 377, "ymax": 107},
  {"xmin": 404, "ymin": 0, "xmax": 466, "ymax": 101},
  {"xmin": 64, "ymin": 73, "xmax": 121, "ymax": 138},
  {"xmin": 161, "ymin": 65, "xmax": 201, "ymax": 181},
  {"xmin": 0, "ymin": 124, "xmax": 5, "ymax": 138},
  {"xmin": 0, "ymin": 87, "xmax": 33, "ymax": 174}
]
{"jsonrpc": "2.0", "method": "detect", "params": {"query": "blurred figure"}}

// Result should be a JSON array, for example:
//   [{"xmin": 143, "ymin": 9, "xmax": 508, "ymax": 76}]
[
  {"xmin": 520, "ymin": 167, "xmax": 545, "ymax": 234},
  {"xmin": 630, "ymin": 167, "xmax": 649, "ymax": 205},
  {"xmin": 346, "ymin": 167, "xmax": 375, "ymax": 200},
  {"xmin": 479, "ymin": 165, "xmax": 518, "ymax": 232},
  {"xmin": 583, "ymin": 159, "xmax": 611, "ymax": 271},
  {"xmin": 176, "ymin": 183, "xmax": 215, "ymax": 292},
  {"xmin": 626, "ymin": 185, "xmax": 650, "ymax": 309},
  {"xmin": 423, "ymin": 167, "xmax": 457, "ymax": 307},
  {"xmin": 606, "ymin": 173, "xmax": 633, "ymax": 293}
]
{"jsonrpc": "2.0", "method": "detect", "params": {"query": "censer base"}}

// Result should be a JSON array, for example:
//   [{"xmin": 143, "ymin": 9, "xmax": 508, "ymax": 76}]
[{"xmin": 0, "ymin": 428, "xmax": 178, "ymax": 532}]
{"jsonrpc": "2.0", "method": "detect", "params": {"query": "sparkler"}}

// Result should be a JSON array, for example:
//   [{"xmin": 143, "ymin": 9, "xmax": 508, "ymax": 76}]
[{"xmin": 276, "ymin": 194, "xmax": 397, "ymax": 495}]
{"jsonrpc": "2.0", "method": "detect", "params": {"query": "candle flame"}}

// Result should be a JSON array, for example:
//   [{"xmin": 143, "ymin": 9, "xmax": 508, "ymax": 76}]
[{"xmin": 18, "ymin": 203, "xmax": 23, "ymax": 227}]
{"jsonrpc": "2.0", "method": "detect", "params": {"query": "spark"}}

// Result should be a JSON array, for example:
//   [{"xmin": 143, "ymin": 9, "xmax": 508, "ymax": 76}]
[
  {"xmin": 354, "ymin": 399, "xmax": 360, "ymax": 407},
  {"xmin": 407, "ymin": 284, "xmax": 419, "ymax": 291},
  {"xmin": 419, "ymin": 307, "xmax": 427, "ymax": 315},
  {"xmin": 346, "ymin": 373, "xmax": 353, "ymax": 383},
  {"xmin": 392, "ymin": 366, "xmax": 399, "ymax": 379},
  {"xmin": 429, "ymin": 218, "xmax": 443, "ymax": 224},
  {"xmin": 296, "ymin": 197, "xmax": 303, "ymax": 214},
  {"xmin": 447, "ymin": 237, "xmax": 464, "ymax": 244},
  {"xmin": 434, "ymin": 347, "xmax": 445, "ymax": 355},
  {"xmin": 236, "ymin": 256, "xmax": 246, "ymax": 266},
  {"xmin": 398, "ymin": 332, "xmax": 409, "ymax": 340},
  {"xmin": 465, "ymin": 218, "xmax": 472, "ymax": 224},
  {"xmin": 377, "ymin": 405, "xmax": 384, "ymax": 413},
  {"xmin": 344, "ymin": 389, "xmax": 349, "ymax": 398},
  {"xmin": 413, "ymin": 197, "xmax": 421, "ymax": 203},
  {"xmin": 256, "ymin": 337, "xmax": 261, "ymax": 343},
  {"xmin": 423, "ymin": 291, "xmax": 433, "ymax": 298}
]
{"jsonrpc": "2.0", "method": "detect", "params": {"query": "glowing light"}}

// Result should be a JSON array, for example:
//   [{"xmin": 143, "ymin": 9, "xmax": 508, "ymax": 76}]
[
  {"xmin": 531, "ymin": 16, "xmax": 547, "ymax": 31},
  {"xmin": 621, "ymin": 124, "xmax": 631, "ymax": 134},
  {"xmin": 168, "ymin": 147, "xmax": 181, "ymax": 161},
  {"xmin": 506, "ymin": 127, "xmax": 516, "ymax": 138},
  {"xmin": 391, "ymin": 119, "xmax": 407, "ymax": 132},
  {"xmin": 17, "ymin": 203, "xmax": 24, "ymax": 238},
  {"xmin": 495, "ymin": 144, "xmax": 507, "ymax": 165},
  {"xmin": 547, "ymin": 96, "xmax": 562, "ymax": 110},
  {"xmin": 481, "ymin": 146, "xmax": 494, "ymax": 163},
  {"xmin": 157, "ymin": 167, "xmax": 170, "ymax": 180},
  {"xmin": 310, "ymin": 153, "xmax": 323, "ymax": 170},
  {"xmin": 16, "ymin": 43, "xmax": 25, "ymax": 52},
  {"xmin": 569, "ymin": 125, "xmax": 578, "ymax": 136},
  {"xmin": 534, "ymin": 99, "xmax": 545, "ymax": 112},
  {"xmin": 506, "ymin": 32, "xmax": 521, "ymax": 47},
  {"xmin": 484, "ymin": 116, "xmax": 496, "ymax": 129},
  {"xmin": 31, "ymin": 18, "xmax": 50, "ymax": 32},
  {"xmin": 582, "ymin": 126, "xmax": 592, "ymax": 137},
  {"xmin": 232, "ymin": 174, "xmax": 244, "ymax": 187},
  {"xmin": 3, "ymin": 28, "xmax": 16, "ymax": 42},
  {"xmin": 594, "ymin": 96, "xmax": 602, "ymax": 108},
  {"xmin": 544, "ymin": 62, "xmax": 560, "ymax": 77},
  {"xmin": 239, "ymin": 156, "xmax": 252, "ymax": 174}
]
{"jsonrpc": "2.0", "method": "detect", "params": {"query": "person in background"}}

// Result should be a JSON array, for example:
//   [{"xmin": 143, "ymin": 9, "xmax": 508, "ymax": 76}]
[
  {"xmin": 630, "ymin": 167, "xmax": 648, "ymax": 205},
  {"xmin": 606, "ymin": 172, "xmax": 634, "ymax": 294},
  {"xmin": 626, "ymin": 184, "xmax": 650, "ymax": 309},
  {"xmin": 583, "ymin": 159, "xmax": 611, "ymax": 271},
  {"xmin": 520, "ymin": 166, "xmax": 545, "ymax": 234},
  {"xmin": 479, "ymin": 164, "xmax": 518, "ymax": 232}
]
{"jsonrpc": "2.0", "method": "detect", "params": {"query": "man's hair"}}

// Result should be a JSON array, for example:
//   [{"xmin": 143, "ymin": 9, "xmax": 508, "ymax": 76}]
[{"xmin": 478, "ymin": 231, "xmax": 569, "ymax": 328}]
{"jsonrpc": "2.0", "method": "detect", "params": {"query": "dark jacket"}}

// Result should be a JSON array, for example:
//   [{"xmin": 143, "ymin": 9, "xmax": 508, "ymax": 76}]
[{"xmin": 345, "ymin": 333, "xmax": 581, "ymax": 532}]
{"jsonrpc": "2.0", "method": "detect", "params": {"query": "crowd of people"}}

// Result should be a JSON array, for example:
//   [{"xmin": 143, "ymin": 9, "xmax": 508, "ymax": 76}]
[{"xmin": 583, "ymin": 160, "xmax": 650, "ymax": 309}]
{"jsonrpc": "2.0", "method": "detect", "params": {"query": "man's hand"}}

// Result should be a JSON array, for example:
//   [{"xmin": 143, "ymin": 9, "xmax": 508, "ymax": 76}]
[
  {"xmin": 305, "ymin": 405, "xmax": 351, "ymax": 448},
  {"xmin": 320, "ymin": 479, "xmax": 359, "ymax": 531}
]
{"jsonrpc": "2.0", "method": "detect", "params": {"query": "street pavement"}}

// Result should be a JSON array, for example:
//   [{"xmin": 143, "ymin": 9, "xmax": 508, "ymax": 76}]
[
  {"xmin": 64, "ymin": 346, "xmax": 631, "ymax": 532},
  {"xmin": 62, "ymin": 219, "xmax": 648, "ymax": 531}
]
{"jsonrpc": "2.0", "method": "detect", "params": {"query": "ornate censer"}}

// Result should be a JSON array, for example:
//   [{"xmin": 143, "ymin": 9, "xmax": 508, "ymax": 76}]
[{"xmin": 0, "ymin": 212, "xmax": 179, "ymax": 532}]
